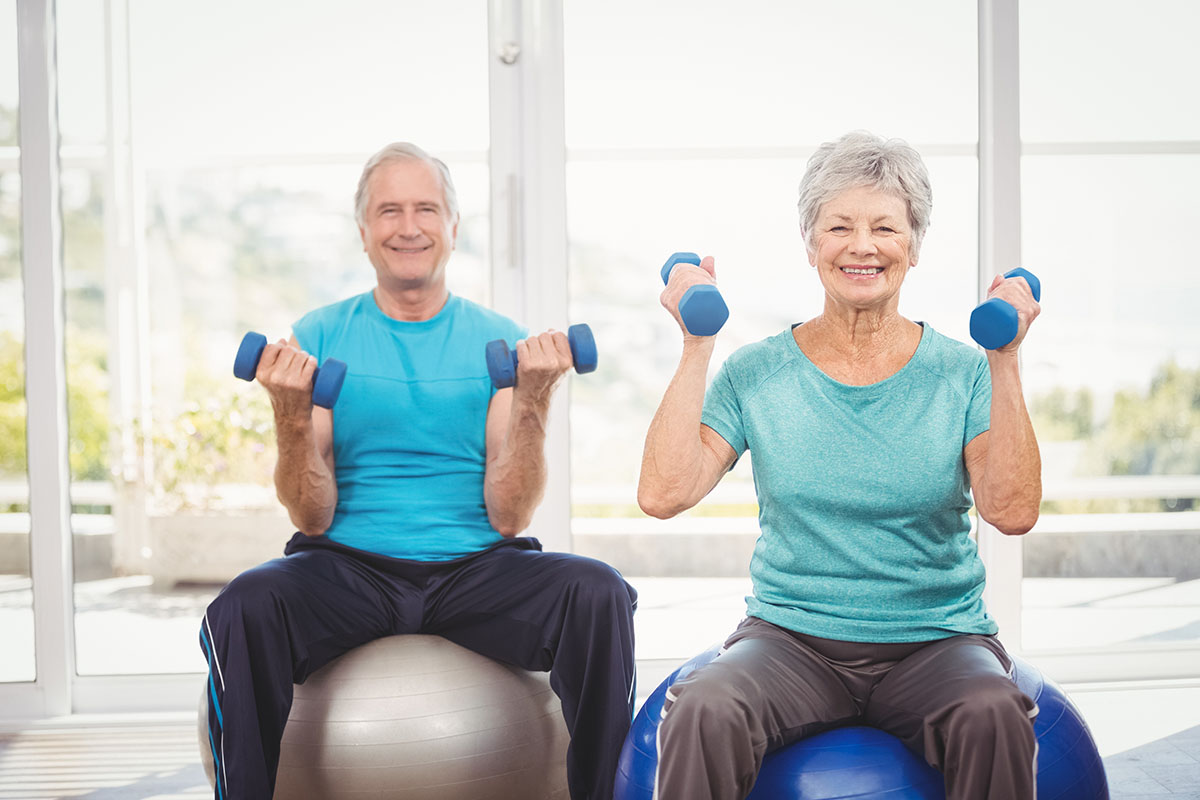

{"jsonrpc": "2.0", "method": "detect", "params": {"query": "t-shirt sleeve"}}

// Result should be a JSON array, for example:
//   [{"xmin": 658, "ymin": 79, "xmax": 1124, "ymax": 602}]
[
  {"xmin": 701, "ymin": 358, "xmax": 749, "ymax": 458},
  {"xmin": 964, "ymin": 354, "xmax": 992, "ymax": 447},
  {"xmin": 291, "ymin": 310, "xmax": 324, "ymax": 362}
]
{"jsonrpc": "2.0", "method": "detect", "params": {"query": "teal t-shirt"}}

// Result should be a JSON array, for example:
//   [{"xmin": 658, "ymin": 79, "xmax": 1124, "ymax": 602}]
[
  {"xmin": 293, "ymin": 292, "xmax": 525, "ymax": 561},
  {"xmin": 701, "ymin": 323, "xmax": 997, "ymax": 642}
]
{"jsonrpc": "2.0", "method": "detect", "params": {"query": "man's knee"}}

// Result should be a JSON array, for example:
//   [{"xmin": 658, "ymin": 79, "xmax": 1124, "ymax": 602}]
[
  {"xmin": 205, "ymin": 559, "xmax": 291, "ymax": 630},
  {"xmin": 559, "ymin": 555, "xmax": 637, "ymax": 614}
]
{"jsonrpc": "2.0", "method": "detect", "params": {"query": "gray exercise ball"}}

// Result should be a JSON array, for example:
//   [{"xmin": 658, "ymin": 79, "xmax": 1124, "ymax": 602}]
[{"xmin": 198, "ymin": 634, "xmax": 570, "ymax": 799}]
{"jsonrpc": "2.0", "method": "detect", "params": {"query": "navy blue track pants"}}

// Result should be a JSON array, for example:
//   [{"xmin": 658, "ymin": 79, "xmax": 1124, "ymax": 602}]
[{"xmin": 199, "ymin": 533, "xmax": 638, "ymax": 800}]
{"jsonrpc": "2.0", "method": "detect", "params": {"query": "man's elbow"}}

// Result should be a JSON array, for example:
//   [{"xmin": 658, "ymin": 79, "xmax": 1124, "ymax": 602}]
[
  {"xmin": 293, "ymin": 512, "xmax": 333, "ymax": 537},
  {"xmin": 487, "ymin": 497, "xmax": 531, "ymax": 536},
  {"xmin": 489, "ymin": 513, "xmax": 529, "ymax": 538}
]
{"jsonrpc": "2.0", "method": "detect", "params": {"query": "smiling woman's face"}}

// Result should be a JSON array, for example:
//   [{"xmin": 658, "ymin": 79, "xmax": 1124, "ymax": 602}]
[{"xmin": 808, "ymin": 185, "xmax": 916, "ymax": 313}]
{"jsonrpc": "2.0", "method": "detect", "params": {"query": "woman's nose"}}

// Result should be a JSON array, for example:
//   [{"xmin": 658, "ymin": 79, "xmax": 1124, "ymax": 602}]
[{"xmin": 848, "ymin": 227, "xmax": 877, "ymax": 254}]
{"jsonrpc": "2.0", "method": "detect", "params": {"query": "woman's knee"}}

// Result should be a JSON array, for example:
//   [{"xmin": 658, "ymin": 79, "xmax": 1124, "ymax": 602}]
[
  {"xmin": 661, "ymin": 665, "xmax": 759, "ymax": 742},
  {"xmin": 945, "ymin": 675, "xmax": 1036, "ymax": 742}
]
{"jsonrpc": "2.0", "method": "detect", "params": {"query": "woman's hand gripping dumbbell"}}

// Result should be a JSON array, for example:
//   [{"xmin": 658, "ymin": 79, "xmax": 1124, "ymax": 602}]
[
  {"xmin": 969, "ymin": 268, "xmax": 1042, "ymax": 350},
  {"xmin": 660, "ymin": 252, "xmax": 729, "ymax": 336},
  {"xmin": 485, "ymin": 324, "xmax": 598, "ymax": 390},
  {"xmin": 234, "ymin": 332, "xmax": 348, "ymax": 409}
]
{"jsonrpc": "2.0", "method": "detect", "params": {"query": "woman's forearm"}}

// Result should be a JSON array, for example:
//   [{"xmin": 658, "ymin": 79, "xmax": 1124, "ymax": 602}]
[
  {"xmin": 978, "ymin": 352, "xmax": 1042, "ymax": 534},
  {"xmin": 638, "ymin": 339, "xmax": 720, "ymax": 518}
]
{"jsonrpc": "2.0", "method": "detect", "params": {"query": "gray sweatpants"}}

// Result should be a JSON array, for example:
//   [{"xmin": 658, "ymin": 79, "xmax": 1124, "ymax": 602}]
[{"xmin": 655, "ymin": 617, "xmax": 1038, "ymax": 800}]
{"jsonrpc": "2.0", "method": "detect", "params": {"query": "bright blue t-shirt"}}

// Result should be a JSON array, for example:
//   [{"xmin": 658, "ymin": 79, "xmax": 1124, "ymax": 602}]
[
  {"xmin": 292, "ymin": 291, "xmax": 525, "ymax": 561},
  {"xmin": 701, "ymin": 322, "xmax": 997, "ymax": 643}
]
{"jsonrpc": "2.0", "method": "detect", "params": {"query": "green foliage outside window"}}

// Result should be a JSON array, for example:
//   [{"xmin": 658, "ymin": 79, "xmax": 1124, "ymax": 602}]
[
  {"xmin": 147, "ymin": 379, "xmax": 276, "ymax": 513},
  {"xmin": 0, "ymin": 329, "xmax": 111, "ymax": 510}
]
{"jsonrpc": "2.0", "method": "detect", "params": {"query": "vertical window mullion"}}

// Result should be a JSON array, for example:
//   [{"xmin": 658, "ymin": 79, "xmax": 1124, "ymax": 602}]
[
  {"xmin": 977, "ymin": 0, "xmax": 1025, "ymax": 652},
  {"xmin": 487, "ymin": 0, "xmax": 571, "ymax": 552},
  {"xmin": 17, "ymin": 0, "xmax": 75, "ymax": 715}
]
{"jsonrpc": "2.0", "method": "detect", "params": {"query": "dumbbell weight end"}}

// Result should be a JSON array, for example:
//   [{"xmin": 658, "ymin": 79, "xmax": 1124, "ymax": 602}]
[
  {"xmin": 969, "ymin": 268, "xmax": 1042, "ymax": 350},
  {"xmin": 233, "ymin": 331, "xmax": 347, "ymax": 409},
  {"xmin": 485, "ymin": 323, "xmax": 599, "ymax": 390}
]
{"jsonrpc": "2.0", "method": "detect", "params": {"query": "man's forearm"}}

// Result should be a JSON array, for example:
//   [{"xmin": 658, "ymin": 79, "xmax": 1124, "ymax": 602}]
[
  {"xmin": 274, "ymin": 416, "xmax": 336, "ymax": 536},
  {"xmin": 484, "ymin": 396, "xmax": 551, "ymax": 536}
]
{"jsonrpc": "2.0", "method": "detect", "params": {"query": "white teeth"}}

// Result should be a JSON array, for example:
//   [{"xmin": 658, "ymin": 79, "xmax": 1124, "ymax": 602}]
[{"xmin": 842, "ymin": 267, "xmax": 881, "ymax": 275}]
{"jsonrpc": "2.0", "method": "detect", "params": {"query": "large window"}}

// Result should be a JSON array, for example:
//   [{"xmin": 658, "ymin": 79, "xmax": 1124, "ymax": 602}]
[
  {"xmin": 8, "ymin": 0, "xmax": 1200, "ymax": 715},
  {"xmin": 0, "ymin": 0, "xmax": 34, "ymax": 684},
  {"xmin": 1018, "ymin": 0, "xmax": 1200, "ymax": 673},
  {"xmin": 564, "ymin": 0, "xmax": 980, "ymax": 661},
  {"xmin": 57, "ymin": 0, "xmax": 491, "ymax": 676}
]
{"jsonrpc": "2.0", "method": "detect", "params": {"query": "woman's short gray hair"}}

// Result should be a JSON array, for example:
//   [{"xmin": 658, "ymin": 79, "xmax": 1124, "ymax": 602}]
[
  {"xmin": 354, "ymin": 142, "xmax": 460, "ymax": 227},
  {"xmin": 797, "ymin": 131, "xmax": 932, "ymax": 259}
]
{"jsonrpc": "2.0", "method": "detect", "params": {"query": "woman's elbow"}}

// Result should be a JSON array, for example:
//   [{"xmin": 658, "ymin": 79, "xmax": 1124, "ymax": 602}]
[
  {"xmin": 982, "ymin": 504, "xmax": 1039, "ymax": 536},
  {"xmin": 637, "ymin": 485, "xmax": 682, "ymax": 520}
]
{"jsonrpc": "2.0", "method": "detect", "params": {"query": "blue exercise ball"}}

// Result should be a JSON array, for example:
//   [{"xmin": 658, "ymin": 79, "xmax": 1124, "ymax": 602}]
[{"xmin": 615, "ymin": 646, "xmax": 1108, "ymax": 800}]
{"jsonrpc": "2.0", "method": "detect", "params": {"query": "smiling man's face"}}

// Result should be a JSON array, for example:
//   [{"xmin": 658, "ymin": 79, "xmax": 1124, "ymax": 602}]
[{"xmin": 358, "ymin": 158, "xmax": 458, "ymax": 292}]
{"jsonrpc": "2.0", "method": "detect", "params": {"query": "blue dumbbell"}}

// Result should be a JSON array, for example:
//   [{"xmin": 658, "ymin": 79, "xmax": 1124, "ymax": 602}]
[
  {"xmin": 233, "ymin": 332, "xmax": 347, "ymax": 409},
  {"xmin": 969, "ymin": 268, "xmax": 1042, "ymax": 350},
  {"xmin": 485, "ymin": 323, "xmax": 599, "ymax": 390},
  {"xmin": 661, "ymin": 252, "xmax": 729, "ymax": 336}
]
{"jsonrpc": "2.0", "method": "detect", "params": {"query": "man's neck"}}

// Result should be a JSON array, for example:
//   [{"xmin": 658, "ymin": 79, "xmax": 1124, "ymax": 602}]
[{"xmin": 372, "ymin": 283, "xmax": 450, "ymax": 322}]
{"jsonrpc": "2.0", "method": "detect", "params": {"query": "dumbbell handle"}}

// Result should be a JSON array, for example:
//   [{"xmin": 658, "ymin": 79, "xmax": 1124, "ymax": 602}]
[
  {"xmin": 661, "ymin": 252, "xmax": 729, "ymax": 337},
  {"xmin": 233, "ymin": 332, "xmax": 347, "ymax": 409},
  {"xmin": 486, "ymin": 323, "xmax": 598, "ymax": 389},
  {"xmin": 969, "ymin": 268, "xmax": 1042, "ymax": 350}
]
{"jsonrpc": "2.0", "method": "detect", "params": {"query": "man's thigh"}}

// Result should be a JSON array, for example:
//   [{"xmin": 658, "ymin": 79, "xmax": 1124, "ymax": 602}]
[
  {"xmin": 209, "ymin": 547, "xmax": 426, "ymax": 678},
  {"xmin": 421, "ymin": 543, "xmax": 636, "ymax": 669}
]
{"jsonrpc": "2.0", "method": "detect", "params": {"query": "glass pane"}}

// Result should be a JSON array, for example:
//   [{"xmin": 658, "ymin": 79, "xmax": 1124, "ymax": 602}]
[
  {"xmin": 0, "ymin": 0, "xmax": 35, "ymax": 683},
  {"xmin": 1021, "ymin": 154, "xmax": 1200, "ymax": 659},
  {"xmin": 58, "ymin": 0, "xmax": 490, "ymax": 676},
  {"xmin": 128, "ymin": 0, "xmax": 488, "ymax": 157},
  {"xmin": 567, "ymin": 153, "xmax": 978, "ymax": 660},
  {"xmin": 1020, "ymin": 1, "xmax": 1200, "ymax": 142},
  {"xmin": 565, "ymin": 0, "xmax": 977, "ymax": 149}
]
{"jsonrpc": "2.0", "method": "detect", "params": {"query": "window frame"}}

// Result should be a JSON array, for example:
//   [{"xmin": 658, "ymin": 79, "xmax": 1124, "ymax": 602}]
[{"xmin": 5, "ymin": 0, "xmax": 1199, "ymax": 720}]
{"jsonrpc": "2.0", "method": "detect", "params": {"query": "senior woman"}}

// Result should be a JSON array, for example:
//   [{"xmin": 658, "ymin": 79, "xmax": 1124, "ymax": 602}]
[{"xmin": 638, "ymin": 130, "xmax": 1042, "ymax": 800}]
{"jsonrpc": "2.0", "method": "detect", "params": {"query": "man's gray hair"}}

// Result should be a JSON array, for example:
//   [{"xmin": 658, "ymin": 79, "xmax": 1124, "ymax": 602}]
[
  {"xmin": 797, "ymin": 131, "xmax": 932, "ymax": 259},
  {"xmin": 354, "ymin": 142, "xmax": 460, "ymax": 227}
]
